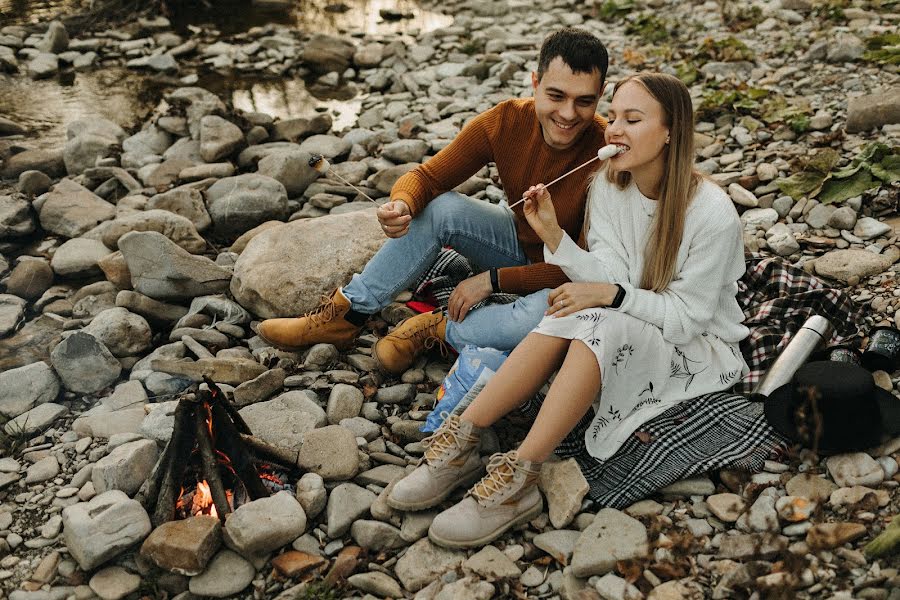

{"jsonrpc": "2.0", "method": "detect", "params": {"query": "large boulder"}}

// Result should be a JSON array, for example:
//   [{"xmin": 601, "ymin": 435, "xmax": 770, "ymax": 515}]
[
  {"xmin": 206, "ymin": 174, "xmax": 289, "ymax": 238},
  {"xmin": 230, "ymin": 209, "xmax": 385, "ymax": 318},
  {"xmin": 1, "ymin": 148, "xmax": 66, "ymax": 179},
  {"xmin": 39, "ymin": 179, "xmax": 116, "ymax": 238},
  {"xmin": 118, "ymin": 231, "xmax": 230, "ymax": 301},
  {"xmin": 256, "ymin": 149, "xmax": 319, "ymax": 197}
]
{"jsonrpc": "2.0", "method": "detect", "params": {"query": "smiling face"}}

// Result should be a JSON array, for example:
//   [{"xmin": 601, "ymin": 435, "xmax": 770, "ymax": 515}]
[
  {"xmin": 605, "ymin": 80, "xmax": 671, "ymax": 194},
  {"xmin": 532, "ymin": 57, "xmax": 603, "ymax": 151}
]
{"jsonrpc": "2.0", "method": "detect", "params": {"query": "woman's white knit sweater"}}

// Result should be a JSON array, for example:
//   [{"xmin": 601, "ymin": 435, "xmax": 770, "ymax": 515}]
[{"xmin": 545, "ymin": 172, "xmax": 749, "ymax": 345}]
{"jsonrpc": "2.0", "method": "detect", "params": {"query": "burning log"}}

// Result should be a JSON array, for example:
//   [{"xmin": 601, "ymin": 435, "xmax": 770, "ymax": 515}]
[{"xmin": 136, "ymin": 380, "xmax": 301, "ymax": 527}]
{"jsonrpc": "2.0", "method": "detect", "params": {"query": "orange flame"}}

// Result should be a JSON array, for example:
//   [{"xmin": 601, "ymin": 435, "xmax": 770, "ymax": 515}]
[{"xmin": 195, "ymin": 480, "xmax": 218, "ymax": 519}]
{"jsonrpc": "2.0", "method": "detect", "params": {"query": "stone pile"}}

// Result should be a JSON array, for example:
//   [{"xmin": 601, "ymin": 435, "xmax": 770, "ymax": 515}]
[{"xmin": 0, "ymin": 0, "xmax": 899, "ymax": 598}]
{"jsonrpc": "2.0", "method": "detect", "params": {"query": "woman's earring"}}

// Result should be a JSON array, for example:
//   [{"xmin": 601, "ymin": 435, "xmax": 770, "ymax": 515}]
[{"xmin": 665, "ymin": 135, "xmax": 670, "ymax": 144}]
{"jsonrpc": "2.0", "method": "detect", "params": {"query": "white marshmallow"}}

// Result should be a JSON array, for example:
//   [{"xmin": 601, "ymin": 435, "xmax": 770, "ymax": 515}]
[
  {"xmin": 597, "ymin": 145, "xmax": 622, "ymax": 160},
  {"xmin": 312, "ymin": 157, "xmax": 330, "ymax": 173}
]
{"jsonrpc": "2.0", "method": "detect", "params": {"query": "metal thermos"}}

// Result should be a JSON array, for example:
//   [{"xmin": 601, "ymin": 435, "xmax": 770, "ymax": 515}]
[{"xmin": 751, "ymin": 315, "xmax": 834, "ymax": 398}]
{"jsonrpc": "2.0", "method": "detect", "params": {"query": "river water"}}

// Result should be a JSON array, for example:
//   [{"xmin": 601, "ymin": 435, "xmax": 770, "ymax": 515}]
[{"xmin": 0, "ymin": 0, "xmax": 453, "ymax": 150}]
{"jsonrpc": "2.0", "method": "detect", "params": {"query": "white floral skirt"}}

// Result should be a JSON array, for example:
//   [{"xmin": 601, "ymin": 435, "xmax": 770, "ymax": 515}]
[{"xmin": 532, "ymin": 308, "xmax": 748, "ymax": 461}]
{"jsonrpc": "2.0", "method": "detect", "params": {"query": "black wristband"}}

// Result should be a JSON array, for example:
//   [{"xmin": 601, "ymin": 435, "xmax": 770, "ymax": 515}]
[
  {"xmin": 610, "ymin": 284, "xmax": 626, "ymax": 308},
  {"xmin": 489, "ymin": 268, "xmax": 501, "ymax": 293}
]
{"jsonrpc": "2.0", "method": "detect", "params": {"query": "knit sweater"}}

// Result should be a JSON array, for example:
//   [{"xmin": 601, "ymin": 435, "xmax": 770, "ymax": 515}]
[
  {"xmin": 391, "ymin": 98, "xmax": 607, "ymax": 295},
  {"xmin": 545, "ymin": 171, "xmax": 749, "ymax": 345}
]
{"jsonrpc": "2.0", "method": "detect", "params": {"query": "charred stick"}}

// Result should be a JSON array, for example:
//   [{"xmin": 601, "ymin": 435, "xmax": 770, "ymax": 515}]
[
  {"xmin": 152, "ymin": 402, "xmax": 198, "ymax": 527},
  {"xmin": 239, "ymin": 433, "xmax": 300, "ymax": 468},
  {"xmin": 136, "ymin": 397, "xmax": 194, "ymax": 511},
  {"xmin": 195, "ymin": 406, "xmax": 232, "ymax": 522},
  {"xmin": 209, "ymin": 401, "xmax": 270, "ymax": 500}
]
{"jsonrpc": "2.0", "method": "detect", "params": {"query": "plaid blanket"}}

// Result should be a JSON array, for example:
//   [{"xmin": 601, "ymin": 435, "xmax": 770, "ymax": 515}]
[{"xmin": 414, "ymin": 249, "xmax": 863, "ymax": 505}]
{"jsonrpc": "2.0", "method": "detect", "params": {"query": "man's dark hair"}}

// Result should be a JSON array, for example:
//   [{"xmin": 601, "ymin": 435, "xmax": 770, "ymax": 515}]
[{"xmin": 537, "ymin": 28, "xmax": 608, "ymax": 82}]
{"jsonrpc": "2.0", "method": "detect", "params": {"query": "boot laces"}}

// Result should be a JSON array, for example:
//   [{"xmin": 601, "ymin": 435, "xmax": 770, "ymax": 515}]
[
  {"xmin": 404, "ymin": 313, "xmax": 448, "ymax": 355},
  {"xmin": 304, "ymin": 294, "xmax": 338, "ymax": 327},
  {"xmin": 471, "ymin": 451, "xmax": 539, "ymax": 505},
  {"xmin": 421, "ymin": 413, "xmax": 474, "ymax": 464}
]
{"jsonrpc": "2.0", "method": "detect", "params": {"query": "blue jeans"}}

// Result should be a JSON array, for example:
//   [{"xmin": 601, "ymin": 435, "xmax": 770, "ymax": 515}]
[{"xmin": 342, "ymin": 192, "xmax": 552, "ymax": 352}]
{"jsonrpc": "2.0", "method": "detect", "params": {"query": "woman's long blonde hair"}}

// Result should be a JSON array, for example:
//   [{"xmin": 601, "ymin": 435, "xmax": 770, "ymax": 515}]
[{"xmin": 606, "ymin": 73, "xmax": 700, "ymax": 293}]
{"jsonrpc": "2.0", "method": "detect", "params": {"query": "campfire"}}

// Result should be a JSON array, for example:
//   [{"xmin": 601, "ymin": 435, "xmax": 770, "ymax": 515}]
[{"xmin": 136, "ymin": 378, "xmax": 301, "ymax": 527}]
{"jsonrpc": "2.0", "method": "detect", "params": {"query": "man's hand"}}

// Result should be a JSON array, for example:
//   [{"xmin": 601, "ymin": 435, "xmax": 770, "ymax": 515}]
[
  {"xmin": 546, "ymin": 282, "xmax": 618, "ymax": 317},
  {"xmin": 377, "ymin": 200, "xmax": 413, "ymax": 238},
  {"xmin": 448, "ymin": 271, "xmax": 493, "ymax": 322}
]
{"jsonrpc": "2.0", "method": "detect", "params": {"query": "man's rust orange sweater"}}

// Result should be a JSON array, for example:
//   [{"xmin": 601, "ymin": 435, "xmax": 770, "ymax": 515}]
[{"xmin": 391, "ymin": 98, "xmax": 607, "ymax": 295}]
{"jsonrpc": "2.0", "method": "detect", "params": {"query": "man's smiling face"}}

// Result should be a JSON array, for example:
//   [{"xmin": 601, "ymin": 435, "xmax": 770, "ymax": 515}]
[{"xmin": 532, "ymin": 57, "xmax": 603, "ymax": 151}]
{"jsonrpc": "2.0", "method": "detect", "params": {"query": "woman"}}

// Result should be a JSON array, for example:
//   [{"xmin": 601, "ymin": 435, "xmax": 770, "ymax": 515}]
[{"xmin": 387, "ymin": 72, "xmax": 750, "ymax": 549}]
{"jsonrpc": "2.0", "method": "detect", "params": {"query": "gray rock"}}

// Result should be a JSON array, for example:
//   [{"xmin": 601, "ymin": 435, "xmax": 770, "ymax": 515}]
[
  {"xmin": 82, "ymin": 307, "xmax": 153, "ymax": 357},
  {"xmin": 257, "ymin": 149, "xmax": 319, "ymax": 197},
  {"xmin": 138, "ymin": 400, "xmax": 179, "ymax": 442},
  {"xmin": 147, "ymin": 187, "xmax": 212, "ymax": 232},
  {"xmin": 814, "ymin": 248, "xmax": 898, "ymax": 283},
  {"xmin": 18, "ymin": 170, "xmax": 52, "ymax": 195},
  {"xmin": 746, "ymin": 493, "xmax": 779, "ymax": 533},
  {"xmin": 5, "ymin": 258, "xmax": 53, "ymax": 300},
  {"xmin": 0, "ymin": 361, "xmax": 59, "ymax": 418},
  {"xmin": 127, "ymin": 53, "xmax": 178, "ymax": 73},
  {"xmin": 92, "ymin": 439, "xmax": 159, "ymax": 496},
  {"xmin": 25, "ymin": 455, "xmax": 59, "ymax": 484},
  {"xmin": 231, "ymin": 209, "xmax": 385, "ymax": 318},
  {"xmin": 297, "ymin": 425, "xmax": 360, "ymax": 480},
  {"xmin": 827, "ymin": 206, "xmax": 857, "ymax": 230},
  {"xmin": 100, "ymin": 209, "xmax": 207, "ymax": 254},
  {"xmin": 846, "ymin": 88, "xmax": 900, "ymax": 132},
  {"xmin": 39, "ymin": 179, "xmax": 115, "ymax": 238},
  {"xmin": 62, "ymin": 490, "xmax": 152, "ymax": 571},
  {"xmin": 826, "ymin": 452, "xmax": 884, "ymax": 487},
  {"xmin": 37, "ymin": 21, "xmax": 69, "ymax": 53},
  {"xmin": 539, "ymin": 458, "xmax": 589, "ymax": 529},
  {"xmin": 765, "ymin": 224, "xmax": 800, "ymax": 257},
  {"xmin": 223, "ymin": 491, "xmax": 307, "ymax": 557},
  {"xmin": 295, "ymin": 472, "xmax": 326, "ymax": 519},
  {"xmin": 200, "ymin": 115, "xmax": 244, "ymax": 162},
  {"xmin": 238, "ymin": 390, "xmax": 325, "ymax": 452},
  {"xmin": 394, "ymin": 538, "xmax": 465, "ymax": 592},
  {"xmin": 188, "ymin": 550, "xmax": 255, "ymax": 597},
  {"xmin": 0, "ymin": 194, "xmax": 35, "ymax": 237},
  {"xmin": 382, "ymin": 139, "xmax": 429, "ymax": 163},
  {"xmin": 50, "ymin": 238, "xmax": 112, "ymax": 277},
  {"xmin": 805, "ymin": 204, "xmax": 836, "ymax": 229},
  {"xmin": 375, "ymin": 383, "xmax": 416, "ymax": 404},
  {"xmin": 826, "ymin": 33, "xmax": 864, "ymax": 62},
  {"xmin": 297, "ymin": 134, "xmax": 351, "ymax": 160},
  {"xmin": 464, "ymin": 545, "xmax": 522, "ymax": 578},
  {"xmin": 347, "ymin": 572, "xmax": 403, "ymax": 599},
  {"xmin": 0, "ymin": 294, "xmax": 26, "ymax": 337},
  {"xmin": 122, "ymin": 126, "xmax": 172, "ymax": 165},
  {"xmin": 269, "ymin": 114, "xmax": 332, "ymax": 142},
  {"xmin": 51, "ymin": 331, "xmax": 122, "ymax": 393},
  {"xmin": 853, "ymin": 217, "xmax": 892, "ymax": 240},
  {"xmin": 3, "ymin": 402, "xmax": 68, "ymax": 435},
  {"xmin": 28, "ymin": 52, "xmax": 59, "ymax": 79},
  {"xmin": 570, "ymin": 509, "xmax": 649, "ymax": 578},
  {"xmin": 327, "ymin": 383, "xmax": 364, "ymax": 424},
  {"xmin": 118, "ymin": 231, "xmax": 231, "ymax": 301},
  {"xmin": 741, "ymin": 208, "xmax": 778, "ymax": 232},
  {"xmin": 89, "ymin": 566, "xmax": 141, "ymax": 600},
  {"xmin": 1, "ymin": 148, "xmax": 66, "ymax": 179},
  {"xmin": 371, "ymin": 163, "xmax": 418, "ymax": 194},
  {"xmin": 0, "ymin": 46, "xmax": 18, "ymax": 72},
  {"xmin": 116, "ymin": 290, "xmax": 189, "ymax": 326},
  {"xmin": 206, "ymin": 174, "xmax": 289, "ymax": 237},
  {"xmin": 300, "ymin": 34, "xmax": 355, "ymax": 74},
  {"xmin": 326, "ymin": 482, "xmax": 377, "ymax": 538},
  {"xmin": 339, "ymin": 416, "xmax": 380, "ymax": 441},
  {"xmin": 533, "ymin": 530, "xmax": 580, "ymax": 567},
  {"xmin": 351, "ymin": 519, "xmax": 405, "ymax": 550}
]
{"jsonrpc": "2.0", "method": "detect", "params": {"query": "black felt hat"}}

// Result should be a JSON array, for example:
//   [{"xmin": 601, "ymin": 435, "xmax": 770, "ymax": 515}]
[{"xmin": 764, "ymin": 361, "xmax": 900, "ymax": 453}]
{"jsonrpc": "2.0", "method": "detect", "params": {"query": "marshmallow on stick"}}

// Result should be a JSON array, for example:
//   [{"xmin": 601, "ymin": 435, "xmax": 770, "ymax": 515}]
[
  {"xmin": 307, "ymin": 154, "xmax": 378, "ymax": 203},
  {"xmin": 508, "ymin": 145, "xmax": 623, "ymax": 210}
]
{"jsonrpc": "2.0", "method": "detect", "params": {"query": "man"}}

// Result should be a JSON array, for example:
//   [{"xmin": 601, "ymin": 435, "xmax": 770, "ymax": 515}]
[{"xmin": 258, "ymin": 27, "xmax": 608, "ymax": 373}]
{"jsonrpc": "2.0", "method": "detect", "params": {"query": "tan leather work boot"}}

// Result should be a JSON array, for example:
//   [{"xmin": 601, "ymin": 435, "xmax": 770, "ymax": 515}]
[
  {"xmin": 387, "ymin": 413, "xmax": 483, "ymax": 511},
  {"xmin": 256, "ymin": 288, "xmax": 362, "ymax": 350},
  {"xmin": 373, "ymin": 310, "xmax": 448, "ymax": 375},
  {"xmin": 428, "ymin": 450, "xmax": 543, "ymax": 549}
]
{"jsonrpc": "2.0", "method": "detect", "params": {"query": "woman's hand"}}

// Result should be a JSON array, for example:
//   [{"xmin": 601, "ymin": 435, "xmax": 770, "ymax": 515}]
[
  {"xmin": 522, "ymin": 184, "xmax": 564, "ymax": 252},
  {"xmin": 547, "ymin": 282, "xmax": 619, "ymax": 317}
]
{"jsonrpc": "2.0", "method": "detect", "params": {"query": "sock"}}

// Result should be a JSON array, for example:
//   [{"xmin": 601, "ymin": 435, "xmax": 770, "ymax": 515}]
[{"xmin": 344, "ymin": 308, "xmax": 369, "ymax": 327}]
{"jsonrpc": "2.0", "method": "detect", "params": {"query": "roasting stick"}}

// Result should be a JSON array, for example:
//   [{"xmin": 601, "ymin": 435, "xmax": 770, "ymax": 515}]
[
  {"xmin": 507, "ymin": 145, "xmax": 623, "ymax": 210},
  {"xmin": 308, "ymin": 154, "xmax": 380, "ymax": 204}
]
